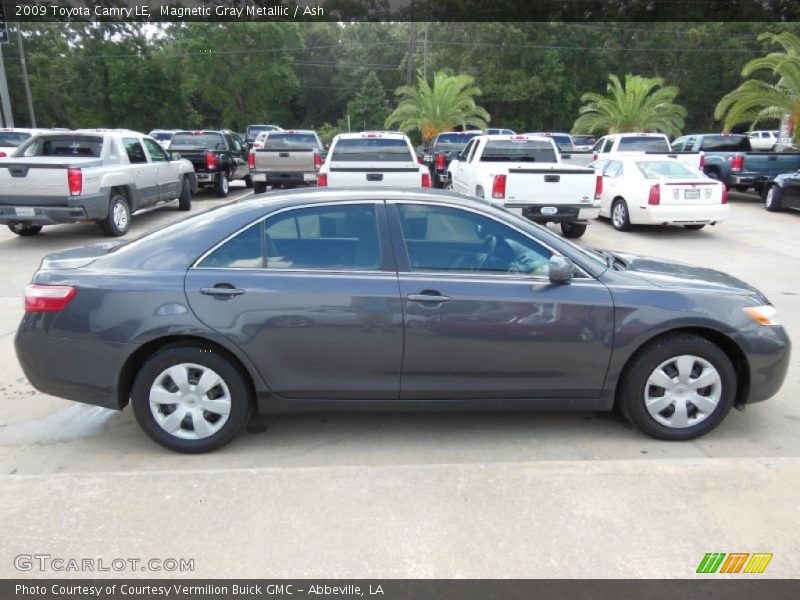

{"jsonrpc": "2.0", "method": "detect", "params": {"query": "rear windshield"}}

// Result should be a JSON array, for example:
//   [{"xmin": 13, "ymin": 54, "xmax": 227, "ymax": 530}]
[
  {"xmin": 170, "ymin": 132, "xmax": 226, "ymax": 149},
  {"xmin": 636, "ymin": 160, "xmax": 698, "ymax": 179},
  {"xmin": 263, "ymin": 133, "xmax": 319, "ymax": 150},
  {"xmin": 571, "ymin": 135, "xmax": 596, "ymax": 145},
  {"xmin": 150, "ymin": 132, "xmax": 173, "ymax": 142},
  {"xmin": 0, "ymin": 132, "xmax": 32, "ymax": 147},
  {"xmin": 481, "ymin": 140, "xmax": 557, "ymax": 163},
  {"xmin": 331, "ymin": 138, "xmax": 413, "ymax": 162},
  {"xmin": 16, "ymin": 135, "xmax": 103, "ymax": 158},
  {"xmin": 246, "ymin": 125, "xmax": 279, "ymax": 139},
  {"xmin": 433, "ymin": 133, "xmax": 480, "ymax": 150},
  {"xmin": 699, "ymin": 135, "xmax": 751, "ymax": 152},
  {"xmin": 617, "ymin": 136, "xmax": 671, "ymax": 152},
  {"xmin": 547, "ymin": 135, "xmax": 573, "ymax": 149}
]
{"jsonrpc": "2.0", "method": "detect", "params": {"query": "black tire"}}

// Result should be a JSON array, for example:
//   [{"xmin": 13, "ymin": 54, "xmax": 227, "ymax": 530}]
[
  {"xmin": 130, "ymin": 345, "xmax": 253, "ymax": 453},
  {"xmin": 617, "ymin": 333, "xmax": 736, "ymax": 441},
  {"xmin": 177, "ymin": 177, "xmax": 192, "ymax": 211},
  {"xmin": 705, "ymin": 170, "xmax": 722, "ymax": 182},
  {"xmin": 215, "ymin": 171, "xmax": 230, "ymax": 198},
  {"xmin": 244, "ymin": 174, "xmax": 253, "ymax": 189},
  {"xmin": 765, "ymin": 184, "xmax": 782, "ymax": 212},
  {"xmin": 97, "ymin": 193, "xmax": 131, "ymax": 237},
  {"xmin": 611, "ymin": 198, "xmax": 632, "ymax": 231},
  {"xmin": 732, "ymin": 185, "xmax": 749, "ymax": 193},
  {"xmin": 8, "ymin": 223, "xmax": 43, "ymax": 236},
  {"xmin": 683, "ymin": 224, "xmax": 705, "ymax": 231},
  {"xmin": 560, "ymin": 221, "xmax": 587, "ymax": 238},
  {"xmin": 253, "ymin": 181, "xmax": 267, "ymax": 194}
]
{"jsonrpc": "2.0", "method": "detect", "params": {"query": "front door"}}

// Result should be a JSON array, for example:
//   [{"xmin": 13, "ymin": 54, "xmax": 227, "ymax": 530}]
[
  {"xmin": 142, "ymin": 137, "xmax": 180, "ymax": 200},
  {"xmin": 122, "ymin": 137, "xmax": 158, "ymax": 208},
  {"xmin": 185, "ymin": 201, "xmax": 404, "ymax": 400},
  {"xmin": 390, "ymin": 202, "xmax": 614, "ymax": 399}
]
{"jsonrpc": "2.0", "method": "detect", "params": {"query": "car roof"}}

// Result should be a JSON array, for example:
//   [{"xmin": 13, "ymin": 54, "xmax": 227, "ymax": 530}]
[{"xmin": 334, "ymin": 131, "xmax": 409, "ymax": 140}]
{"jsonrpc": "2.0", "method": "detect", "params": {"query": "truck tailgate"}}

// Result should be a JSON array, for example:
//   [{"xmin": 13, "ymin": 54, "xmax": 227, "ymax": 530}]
[
  {"xmin": 0, "ymin": 158, "xmax": 100, "ymax": 200},
  {"xmin": 504, "ymin": 167, "xmax": 596, "ymax": 205},
  {"xmin": 254, "ymin": 149, "xmax": 315, "ymax": 171}
]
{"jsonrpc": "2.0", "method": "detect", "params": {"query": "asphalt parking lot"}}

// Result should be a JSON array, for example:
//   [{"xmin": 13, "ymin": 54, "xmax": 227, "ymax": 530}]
[{"xmin": 1, "ymin": 187, "xmax": 798, "ymax": 578}]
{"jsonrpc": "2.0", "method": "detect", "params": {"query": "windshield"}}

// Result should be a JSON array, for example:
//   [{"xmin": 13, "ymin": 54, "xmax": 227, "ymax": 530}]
[
  {"xmin": 481, "ymin": 140, "xmax": 557, "ymax": 163},
  {"xmin": 331, "ymin": 138, "xmax": 413, "ymax": 162},
  {"xmin": 0, "ymin": 132, "xmax": 32, "ymax": 147},
  {"xmin": 433, "ymin": 133, "xmax": 480, "ymax": 151},
  {"xmin": 170, "ymin": 132, "xmax": 226, "ymax": 149},
  {"xmin": 617, "ymin": 136, "xmax": 671, "ymax": 152},
  {"xmin": 699, "ymin": 135, "xmax": 750, "ymax": 152},
  {"xmin": 636, "ymin": 160, "xmax": 699, "ymax": 179},
  {"xmin": 16, "ymin": 135, "xmax": 103, "ymax": 157},
  {"xmin": 572, "ymin": 135, "xmax": 596, "ymax": 146},
  {"xmin": 263, "ymin": 133, "xmax": 318, "ymax": 150}
]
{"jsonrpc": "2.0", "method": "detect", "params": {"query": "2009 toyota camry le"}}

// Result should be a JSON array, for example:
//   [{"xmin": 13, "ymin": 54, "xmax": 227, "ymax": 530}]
[{"xmin": 15, "ymin": 189, "xmax": 790, "ymax": 453}]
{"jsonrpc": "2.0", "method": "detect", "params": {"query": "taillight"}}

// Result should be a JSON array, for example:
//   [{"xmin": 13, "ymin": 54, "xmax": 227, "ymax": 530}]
[
  {"xmin": 0, "ymin": 151, "xmax": 6, "ymax": 158},
  {"xmin": 721, "ymin": 186, "xmax": 728, "ymax": 204},
  {"xmin": 422, "ymin": 172, "xmax": 431, "ymax": 188},
  {"xmin": 314, "ymin": 152, "xmax": 323, "ymax": 170},
  {"xmin": 492, "ymin": 175, "xmax": 506, "ymax": 199},
  {"xmin": 699, "ymin": 154, "xmax": 705, "ymax": 170},
  {"xmin": 593, "ymin": 152, "xmax": 598, "ymax": 161},
  {"xmin": 205, "ymin": 152, "xmax": 217, "ymax": 170},
  {"xmin": 648, "ymin": 184, "xmax": 661, "ymax": 205},
  {"xmin": 731, "ymin": 155, "xmax": 744, "ymax": 172},
  {"xmin": 248, "ymin": 152, "xmax": 255, "ymax": 169},
  {"xmin": 24, "ymin": 284, "xmax": 76, "ymax": 313},
  {"xmin": 67, "ymin": 168, "xmax": 82, "ymax": 196},
  {"xmin": 435, "ymin": 152, "xmax": 446, "ymax": 170},
  {"xmin": 594, "ymin": 175, "xmax": 603, "ymax": 199},
  {"xmin": 317, "ymin": 173, "xmax": 327, "ymax": 187}
]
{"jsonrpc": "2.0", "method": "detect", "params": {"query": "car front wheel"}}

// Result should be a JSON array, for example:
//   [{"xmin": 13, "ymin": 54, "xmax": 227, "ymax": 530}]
[
  {"xmin": 131, "ymin": 345, "xmax": 252, "ymax": 453},
  {"xmin": 618, "ymin": 333, "xmax": 736, "ymax": 441},
  {"xmin": 765, "ymin": 185, "xmax": 782, "ymax": 212}
]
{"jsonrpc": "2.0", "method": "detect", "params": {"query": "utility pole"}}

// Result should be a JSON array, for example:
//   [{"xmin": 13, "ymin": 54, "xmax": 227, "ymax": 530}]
[
  {"xmin": 0, "ymin": 45, "xmax": 13, "ymax": 128},
  {"xmin": 423, "ymin": 23, "xmax": 429, "ymax": 82},
  {"xmin": 405, "ymin": 22, "xmax": 416, "ymax": 86},
  {"xmin": 16, "ymin": 24, "xmax": 35, "ymax": 128}
]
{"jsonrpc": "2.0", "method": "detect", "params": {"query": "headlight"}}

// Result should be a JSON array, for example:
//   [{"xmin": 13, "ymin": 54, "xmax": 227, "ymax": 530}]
[{"xmin": 743, "ymin": 305, "xmax": 780, "ymax": 326}]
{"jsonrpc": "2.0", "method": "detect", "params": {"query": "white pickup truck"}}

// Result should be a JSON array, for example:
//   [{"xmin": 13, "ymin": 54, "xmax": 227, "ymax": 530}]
[
  {"xmin": 447, "ymin": 134, "xmax": 600, "ymax": 238},
  {"xmin": 318, "ymin": 132, "xmax": 430, "ymax": 188},
  {"xmin": 588, "ymin": 132, "xmax": 705, "ymax": 171},
  {"xmin": 0, "ymin": 131, "xmax": 196, "ymax": 236}
]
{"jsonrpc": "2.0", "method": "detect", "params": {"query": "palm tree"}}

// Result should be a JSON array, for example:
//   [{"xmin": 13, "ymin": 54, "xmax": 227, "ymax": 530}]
[
  {"xmin": 715, "ymin": 32, "xmax": 800, "ymax": 143},
  {"xmin": 572, "ymin": 74, "xmax": 687, "ymax": 138},
  {"xmin": 385, "ymin": 71, "xmax": 490, "ymax": 142}
]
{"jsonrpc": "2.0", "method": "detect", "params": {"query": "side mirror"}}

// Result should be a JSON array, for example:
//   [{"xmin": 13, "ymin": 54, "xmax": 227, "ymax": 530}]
[
  {"xmin": 548, "ymin": 255, "xmax": 574, "ymax": 284},
  {"xmin": 170, "ymin": 152, "xmax": 181, "ymax": 161}
]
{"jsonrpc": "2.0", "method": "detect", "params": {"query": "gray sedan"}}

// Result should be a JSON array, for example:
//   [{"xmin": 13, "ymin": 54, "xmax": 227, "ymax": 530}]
[{"xmin": 15, "ymin": 189, "xmax": 790, "ymax": 452}]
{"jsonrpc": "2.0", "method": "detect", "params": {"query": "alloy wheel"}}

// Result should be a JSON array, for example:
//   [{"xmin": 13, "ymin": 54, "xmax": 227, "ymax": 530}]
[
  {"xmin": 113, "ymin": 202, "xmax": 129, "ymax": 231},
  {"xmin": 612, "ymin": 202, "xmax": 626, "ymax": 228}
]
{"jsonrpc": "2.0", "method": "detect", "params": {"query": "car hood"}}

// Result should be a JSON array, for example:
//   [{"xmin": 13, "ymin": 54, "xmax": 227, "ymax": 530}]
[{"xmin": 612, "ymin": 252, "xmax": 769, "ymax": 302}]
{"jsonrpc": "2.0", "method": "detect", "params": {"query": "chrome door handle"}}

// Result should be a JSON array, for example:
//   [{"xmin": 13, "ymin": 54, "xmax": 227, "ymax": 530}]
[
  {"xmin": 200, "ymin": 287, "xmax": 245, "ymax": 297},
  {"xmin": 407, "ymin": 294, "xmax": 451, "ymax": 304}
]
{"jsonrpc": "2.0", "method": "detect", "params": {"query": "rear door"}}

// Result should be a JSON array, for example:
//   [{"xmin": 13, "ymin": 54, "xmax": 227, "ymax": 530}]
[
  {"xmin": 185, "ymin": 201, "xmax": 404, "ymax": 400},
  {"xmin": 122, "ymin": 137, "xmax": 158, "ymax": 208},
  {"xmin": 142, "ymin": 137, "xmax": 180, "ymax": 201},
  {"xmin": 389, "ymin": 201, "xmax": 614, "ymax": 399}
]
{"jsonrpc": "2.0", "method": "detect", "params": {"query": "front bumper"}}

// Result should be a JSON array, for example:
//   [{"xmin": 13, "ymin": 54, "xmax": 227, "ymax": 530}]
[
  {"xmin": 0, "ymin": 192, "xmax": 109, "ymax": 224},
  {"xmin": 506, "ymin": 203, "xmax": 600, "ymax": 223},
  {"xmin": 736, "ymin": 325, "xmax": 791, "ymax": 405}
]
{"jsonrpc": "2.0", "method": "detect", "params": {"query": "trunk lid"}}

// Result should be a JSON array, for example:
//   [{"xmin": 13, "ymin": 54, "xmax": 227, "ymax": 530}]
[{"xmin": 40, "ymin": 241, "xmax": 125, "ymax": 270}]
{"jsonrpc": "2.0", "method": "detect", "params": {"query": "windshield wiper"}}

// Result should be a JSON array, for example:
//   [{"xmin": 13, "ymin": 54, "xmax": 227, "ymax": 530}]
[{"xmin": 594, "ymin": 249, "xmax": 628, "ymax": 271}]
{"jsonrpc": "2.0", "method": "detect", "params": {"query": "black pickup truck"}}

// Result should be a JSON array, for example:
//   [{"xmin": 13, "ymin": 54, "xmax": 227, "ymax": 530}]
[
  {"xmin": 169, "ymin": 130, "xmax": 251, "ymax": 197},
  {"xmin": 423, "ymin": 131, "xmax": 482, "ymax": 188}
]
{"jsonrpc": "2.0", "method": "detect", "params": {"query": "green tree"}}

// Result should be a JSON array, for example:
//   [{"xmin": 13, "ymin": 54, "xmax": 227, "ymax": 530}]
[
  {"xmin": 346, "ymin": 71, "xmax": 391, "ymax": 131},
  {"xmin": 385, "ymin": 71, "xmax": 490, "ymax": 142},
  {"xmin": 714, "ymin": 32, "xmax": 800, "ymax": 142},
  {"xmin": 572, "ymin": 74, "xmax": 687, "ymax": 137}
]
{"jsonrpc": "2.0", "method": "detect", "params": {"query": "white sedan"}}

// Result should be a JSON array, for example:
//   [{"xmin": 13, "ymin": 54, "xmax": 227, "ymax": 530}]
[{"xmin": 589, "ymin": 157, "xmax": 728, "ymax": 231}]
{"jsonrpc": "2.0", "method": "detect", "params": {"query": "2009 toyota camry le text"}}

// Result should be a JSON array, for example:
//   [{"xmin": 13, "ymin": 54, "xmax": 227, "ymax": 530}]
[{"xmin": 14, "ymin": 188, "xmax": 790, "ymax": 452}]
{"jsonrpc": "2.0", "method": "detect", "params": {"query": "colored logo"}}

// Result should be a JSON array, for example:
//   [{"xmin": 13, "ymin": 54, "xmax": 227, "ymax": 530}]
[{"xmin": 696, "ymin": 552, "xmax": 773, "ymax": 574}]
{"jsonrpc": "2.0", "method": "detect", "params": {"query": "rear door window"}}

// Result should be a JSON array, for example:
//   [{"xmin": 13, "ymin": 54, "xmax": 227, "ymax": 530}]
[
  {"xmin": 197, "ymin": 223, "xmax": 264, "ymax": 269},
  {"xmin": 123, "ymin": 138, "xmax": 148, "ymax": 164},
  {"xmin": 142, "ymin": 138, "xmax": 168, "ymax": 162}
]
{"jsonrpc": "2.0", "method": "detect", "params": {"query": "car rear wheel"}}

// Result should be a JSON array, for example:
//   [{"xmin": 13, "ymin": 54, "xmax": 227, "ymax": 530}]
[
  {"xmin": 131, "ymin": 345, "xmax": 252, "ymax": 453},
  {"xmin": 611, "ymin": 198, "xmax": 632, "ymax": 231},
  {"xmin": 253, "ymin": 181, "xmax": 267, "ymax": 194},
  {"xmin": 215, "ymin": 171, "xmax": 230, "ymax": 198},
  {"xmin": 244, "ymin": 174, "xmax": 253, "ymax": 188},
  {"xmin": 8, "ymin": 223, "xmax": 43, "ymax": 236},
  {"xmin": 98, "ymin": 193, "xmax": 130, "ymax": 237},
  {"xmin": 765, "ymin": 185, "xmax": 782, "ymax": 212},
  {"xmin": 618, "ymin": 333, "xmax": 736, "ymax": 441},
  {"xmin": 560, "ymin": 221, "xmax": 587, "ymax": 238},
  {"xmin": 177, "ymin": 177, "xmax": 192, "ymax": 211}
]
